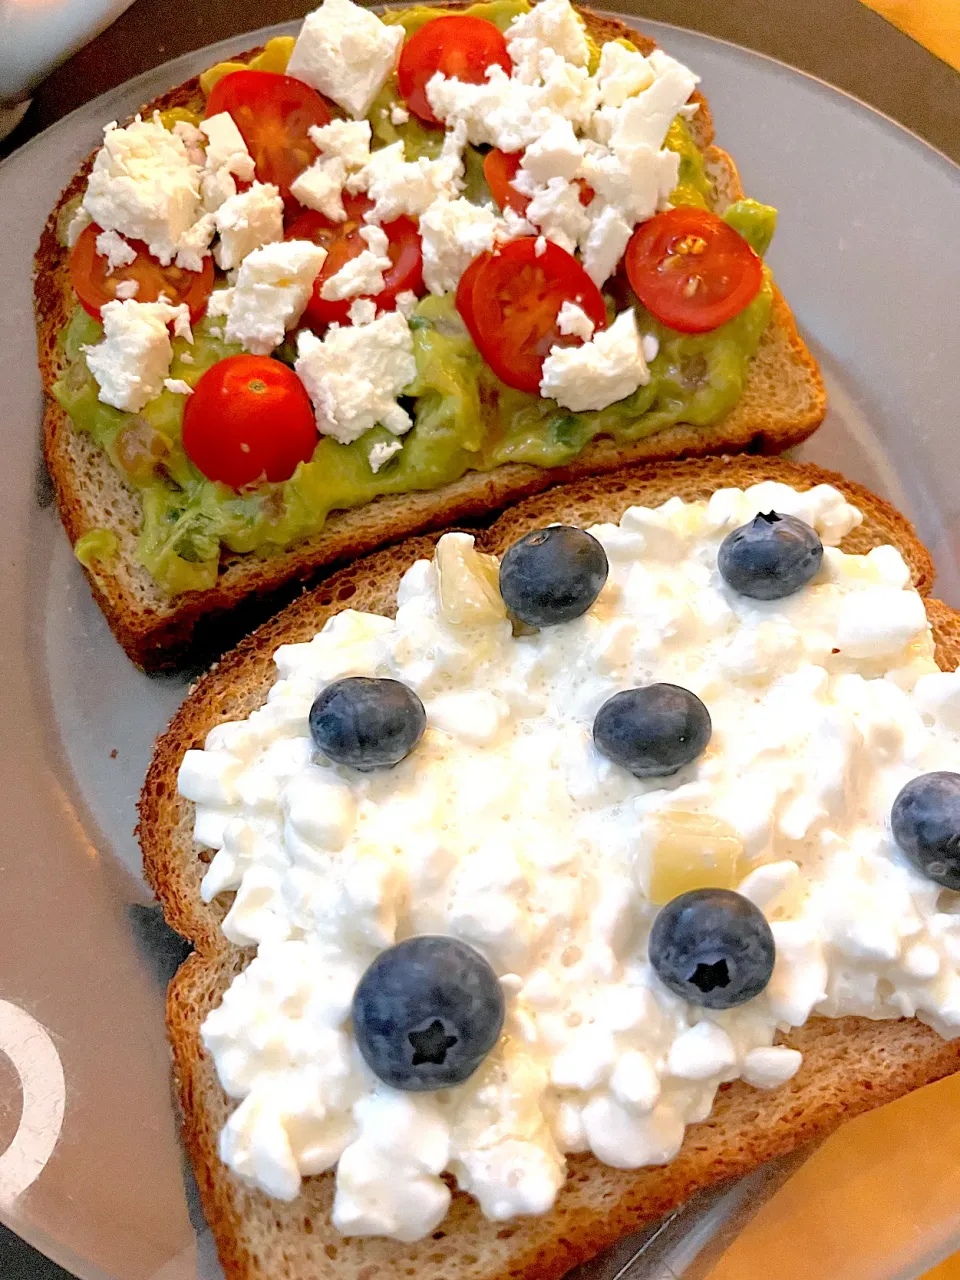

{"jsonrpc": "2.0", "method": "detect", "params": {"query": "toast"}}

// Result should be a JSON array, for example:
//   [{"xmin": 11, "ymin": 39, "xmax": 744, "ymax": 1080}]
[
  {"xmin": 139, "ymin": 455, "xmax": 959, "ymax": 1280},
  {"xmin": 35, "ymin": 6, "xmax": 826, "ymax": 671}
]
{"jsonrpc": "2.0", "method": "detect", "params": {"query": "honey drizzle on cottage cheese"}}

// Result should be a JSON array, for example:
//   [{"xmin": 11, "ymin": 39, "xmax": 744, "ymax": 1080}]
[{"xmin": 179, "ymin": 481, "xmax": 960, "ymax": 1241}]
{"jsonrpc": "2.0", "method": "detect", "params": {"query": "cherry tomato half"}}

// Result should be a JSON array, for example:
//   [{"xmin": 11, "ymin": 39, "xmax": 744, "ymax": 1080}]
[
  {"xmin": 459, "ymin": 237, "xmax": 607, "ymax": 393},
  {"xmin": 624, "ymin": 206, "xmax": 763, "ymax": 334},
  {"xmin": 205, "ymin": 70, "xmax": 331, "ymax": 204},
  {"xmin": 182, "ymin": 355, "xmax": 317, "ymax": 490},
  {"xmin": 454, "ymin": 249, "xmax": 493, "ymax": 348},
  {"xmin": 397, "ymin": 15, "xmax": 512, "ymax": 126},
  {"xmin": 484, "ymin": 148, "xmax": 595, "ymax": 217},
  {"xmin": 69, "ymin": 223, "xmax": 214, "ymax": 322},
  {"xmin": 287, "ymin": 193, "xmax": 424, "ymax": 330}
]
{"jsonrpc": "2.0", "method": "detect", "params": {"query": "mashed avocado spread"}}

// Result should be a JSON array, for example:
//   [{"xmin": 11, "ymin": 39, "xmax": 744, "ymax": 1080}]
[{"xmin": 54, "ymin": 0, "xmax": 776, "ymax": 596}]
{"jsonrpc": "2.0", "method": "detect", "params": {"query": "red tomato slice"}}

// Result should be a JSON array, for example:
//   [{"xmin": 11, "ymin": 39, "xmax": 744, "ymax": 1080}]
[
  {"xmin": 69, "ymin": 223, "xmax": 214, "ymax": 322},
  {"xmin": 483, "ymin": 149, "xmax": 595, "ymax": 216},
  {"xmin": 454, "ymin": 249, "xmax": 493, "ymax": 347},
  {"xmin": 204, "ymin": 70, "xmax": 331, "ymax": 204},
  {"xmin": 182, "ymin": 355, "xmax": 317, "ymax": 490},
  {"xmin": 397, "ymin": 15, "xmax": 512, "ymax": 126},
  {"xmin": 460, "ymin": 238, "xmax": 607, "ymax": 393},
  {"xmin": 287, "ymin": 193, "xmax": 424, "ymax": 330},
  {"xmin": 625, "ymin": 206, "xmax": 763, "ymax": 334}
]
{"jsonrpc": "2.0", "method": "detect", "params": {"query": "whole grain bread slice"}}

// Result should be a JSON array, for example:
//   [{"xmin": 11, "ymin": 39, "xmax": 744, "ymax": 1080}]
[
  {"xmin": 139, "ymin": 456, "xmax": 956, "ymax": 1280},
  {"xmin": 35, "ymin": 6, "xmax": 826, "ymax": 671}
]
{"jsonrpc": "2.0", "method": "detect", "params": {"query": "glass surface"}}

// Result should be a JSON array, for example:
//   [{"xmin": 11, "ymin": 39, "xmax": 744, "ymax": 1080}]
[{"xmin": 0, "ymin": 13, "xmax": 957, "ymax": 1280}]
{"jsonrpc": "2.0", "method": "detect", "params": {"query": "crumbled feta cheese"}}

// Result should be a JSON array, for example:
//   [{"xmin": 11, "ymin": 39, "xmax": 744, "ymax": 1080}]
[
  {"xmin": 346, "ymin": 299, "xmax": 377, "ymax": 326},
  {"xmin": 348, "ymin": 125, "xmax": 465, "ymax": 223},
  {"xmin": 642, "ymin": 333, "xmax": 659, "ymax": 363},
  {"xmin": 95, "ymin": 228, "xmax": 136, "ymax": 273},
  {"xmin": 368, "ymin": 439, "xmax": 403, "ymax": 472},
  {"xmin": 114, "ymin": 279, "xmax": 140, "ymax": 300},
  {"xmin": 214, "ymin": 181, "xmax": 284, "ymax": 270},
  {"xmin": 82, "ymin": 113, "xmax": 202, "ymax": 265},
  {"xmin": 66, "ymin": 206, "xmax": 93, "ymax": 248},
  {"xmin": 200, "ymin": 166, "xmax": 238, "ymax": 214},
  {"xmin": 540, "ymin": 308, "xmax": 649, "ymax": 411},
  {"xmin": 593, "ymin": 41, "xmax": 654, "ymax": 108},
  {"xmin": 176, "ymin": 212, "xmax": 217, "ymax": 272},
  {"xmin": 580, "ymin": 202, "xmax": 632, "ymax": 286},
  {"xmin": 214, "ymin": 240, "xmax": 328, "ymax": 355},
  {"xmin": 295, "ymin": 311, "xmax": 416, "ymax": 444},
  {"xmin": 82, "ymin": 298, "xmax": 189, "ymax": 412},
  {"xmin": 741, "ymin": 1047, "xmax": 803, "ymax": 1089},
  {"xmin": 506, "ymin": 0, "xmax": 590, "ymax": 77},
  {"xmin": 164, "ymin": 378, "xmax": 194, "ymax": 395},
  {"xmin": 419, "ymin": 197, "xmax": 499, "ymax": 295},
  {"xmin": 524, "ymin": 177, "xmax": 591, "ymax": 255},
  {"xmin": 520, "ymin": 118, "xmax": 583, "ymax": 184},
  {"xmin": 494, "ymin": 205, "xmax": 537, "ymax": 243},
  {"xmin": 287, "ymin": 0, "xmax": 403, "ymax": 118},
  {"xmin": 390, "ymin": 103, "xmax": 410, "ymax": 125},
  {"xmin": 310, "ymin": 119, "xmax": 373, "ymax": 170},
  {"xmin": 394, "ymin": 290, "xmax": 418, "ymax": 318},
  {"xmin": 580, "ymin": 142, "xmax": 679, "ymax": 224},
  {"xmin": 320, "ymin": 224, "xmax": 391, "ymax": 301},
  {"xmin": 556, "ymin": 300, "xmax": 595, "ymax": 340},
  {"xmin": 426, "ymin": 56, "xmax": 594, "ymax": 153},
  {"xmin": 535, "ymin": 234, "xmax": 547, "ymax": 256},
  {"xmin": 201, "ymin": 113, "xmax": 255, "ymax": 178},
  {"xmin": 290, "ymin": 158, "xmax": 347, "ymax": 222}
]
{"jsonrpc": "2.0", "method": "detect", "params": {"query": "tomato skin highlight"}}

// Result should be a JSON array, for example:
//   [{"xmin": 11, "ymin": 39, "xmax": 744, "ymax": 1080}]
[
  {"xmin": 69, "ymin": 223, "xmax": 214, "ymax": 322},
  {"xmin": 397, "ymin": 15, "xmax": 512, "ymax": 125},
  {"xmin": 458, "ymin": 238, "xmax": 607, "ymax": 393},
  {"xmin": 484, "ymin": 149, "xmax": 595, "ymax": 217},
  {"xmin": 204, "ymin": 70, "xmax": 332, "ymax": 204},
  {"xmin": 287, "ymin": 194, "xmax": 424, "ymax": 330},
  {"xmin": 182, "ymin": 355, "xmax": 318, "ymax": 490},
  {"xmin": 625, "ymin": 207, "xmax": 764, "ymax": 334}
]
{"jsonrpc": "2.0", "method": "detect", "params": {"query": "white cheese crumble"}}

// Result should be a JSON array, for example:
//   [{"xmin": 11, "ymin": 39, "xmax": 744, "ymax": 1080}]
[
  {"xmin": 556, "ymin": 300, "xmax": 595, "ymax": 340},
  {"xmin": 319, "ymin": 225, "xmax": 391, "ymax": 302},
  {"xmin": 182, "ymin": 481, "xmax": 960, "ymax": 1240},
  {"xmin": 540, "ymin": 308, "xmax": 649, "ymax": 410},
  {"xmin": 213, "ymin": 182, "xmax": 284, "ymax": 271},
  {"xmin": 291, "ymin": 121, "xmax": 373, "ymax": 223},
  {"xmin": 114, "ymin": 279, "xmax": 140, "ymax": 300},
  {"xmin": 83, "ymin": 298, "xmax": 190, "ymax": 412},
  {"xmin": 419, "ymin": 198, "xmax": 499, "ymax": 296},
  {"xmin": 368, "ymin": 439, "xmax": 403, "ymax": 473},
  {"xmin": 506, "ymin": 0, "xmax": 590, "ymax": 77},
  {"xmin": 347, "ymin": 124, "xmax": 466, "ymax": 224},
  {"xmin": 163, "ymin": 378, "xmax": 193, "ymax": 396},
  {"xmin": 593, "ymin": 40, "xmax": 655, "ymax": 108},
  {"xmin": 95, "ymin": 228, "xmax": 136, "ymax": 273},
  {"xmin": 201, "ymin": 112, "xmax": 256, "ymax": 181},
  {"xmin": 208, "ymin": 240, "xmax": 327, "ymax": 355},
  {"xmin": 286, "ymin": 0, "xmax": 403, "ymax": 119},
  {"xmin": 390, "ymin": 103, "xmax": 410, "ymax": 125},
  {"xmin": 66, "ymin": 206, "xmax": 92, "ymax": 248},
  {"xmin": 82, "ymin": 114, "xmax": 202, "ymax": 266},
  {"xmin": 580, "ymin": 202, "xmax": 633, "ymax": 287},
  {"xmin": 294, "ymin": 311, "xmax": 416, "ymax": 444},
  {"xmin": 176, "ymin": 213, "xmax": 217, "ymax": 273}
]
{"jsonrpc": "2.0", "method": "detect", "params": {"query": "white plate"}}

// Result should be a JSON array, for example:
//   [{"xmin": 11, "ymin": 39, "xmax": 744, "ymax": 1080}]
[{"xmin": 0, "ymin": 15, "xmax": 958, "ymax": 1280}]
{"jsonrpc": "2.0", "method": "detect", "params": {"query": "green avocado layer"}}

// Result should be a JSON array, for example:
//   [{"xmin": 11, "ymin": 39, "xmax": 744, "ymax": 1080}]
[{"xmin": 53, "ymin": 0, "xmax": 776, "ymax": 596}]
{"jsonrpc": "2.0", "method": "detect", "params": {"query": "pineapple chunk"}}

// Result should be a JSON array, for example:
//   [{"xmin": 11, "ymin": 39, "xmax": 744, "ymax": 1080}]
[
  {"xmin": 436, "ymin": 534, "xmax": 507, "ymax": 627},
  {"xmin": 648, "ymin": 811, "xmax": 745, "ymax": 904}
]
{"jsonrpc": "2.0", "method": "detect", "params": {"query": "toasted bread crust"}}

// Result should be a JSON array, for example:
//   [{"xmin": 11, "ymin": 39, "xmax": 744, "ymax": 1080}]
[
  {"xmin": 140, "ymin": 458, "xmax": 953, "ymax": 1280},
  {"xmin": 34, "ymin": 8, "xmax": 826, "ymax": 670}
]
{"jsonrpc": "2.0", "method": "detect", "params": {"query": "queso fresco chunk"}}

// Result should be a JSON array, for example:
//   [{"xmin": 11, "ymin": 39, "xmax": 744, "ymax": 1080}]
[{"xmin": 55, "ymin": 0, "xmax": 783, "ymax": 599}]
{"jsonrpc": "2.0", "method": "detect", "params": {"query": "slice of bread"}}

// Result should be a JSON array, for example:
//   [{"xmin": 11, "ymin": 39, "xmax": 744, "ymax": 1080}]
[
  {"xmin": 34, "ymin": 6, "xmax": 826, "ymax": 671},
  {"xmin": 139, "ymin": 455, "xmax": 958, "ymax": 1280}
]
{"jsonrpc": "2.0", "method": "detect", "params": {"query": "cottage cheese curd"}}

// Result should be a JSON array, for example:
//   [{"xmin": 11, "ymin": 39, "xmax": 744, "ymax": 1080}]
[{"xmin": 180, "ymin": 481, "xmax": 960, "ymax": 1241}]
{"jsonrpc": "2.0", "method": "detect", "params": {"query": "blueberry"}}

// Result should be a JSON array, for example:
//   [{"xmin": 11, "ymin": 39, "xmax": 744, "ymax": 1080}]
[
  {"xmin": 352, "ymin": 936, "xmax": 505, "ymax": 1091},
  {"xmin": 309, "ymin": 677, "xmax": 425, "ymax": 771},
  {"xmin": 593, "ymin": 684, "xmax": 711, "ymax": 778},
  {"xmin": 499, "ymin": 526, "xmax": 608, "ymax": 627},
  {"xmin": 891, "ymin": 771, "xmax": 960, "ymax": 890},
  {"xmin": 717, "ymin": 511, "xmax": 823, "ymax": 600},
  {"xmin": 649, "ymin": 888, "xmax": 775, "ymax": 1010}
]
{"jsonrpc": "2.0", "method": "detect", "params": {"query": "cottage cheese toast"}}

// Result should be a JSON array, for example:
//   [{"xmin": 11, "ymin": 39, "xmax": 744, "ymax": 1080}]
[{"xmin": 140, "ymin": 456, "xmax": 960, "ymax": 1280}]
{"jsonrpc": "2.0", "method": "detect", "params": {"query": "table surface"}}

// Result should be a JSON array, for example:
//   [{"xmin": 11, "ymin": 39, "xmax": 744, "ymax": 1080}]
[{"xmin": 2, "ymin": 1, "xmax": 957, "ymax": 1276}]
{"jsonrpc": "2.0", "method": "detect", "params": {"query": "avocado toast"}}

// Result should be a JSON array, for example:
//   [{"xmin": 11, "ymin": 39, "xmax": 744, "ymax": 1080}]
[
  {"xmin": 36, "ymin": 1, "xmax": 825, "ymax": 670},
  {"xmin": 141, "ymin": 454, "xmax": 960, "ymax": 1280}
]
